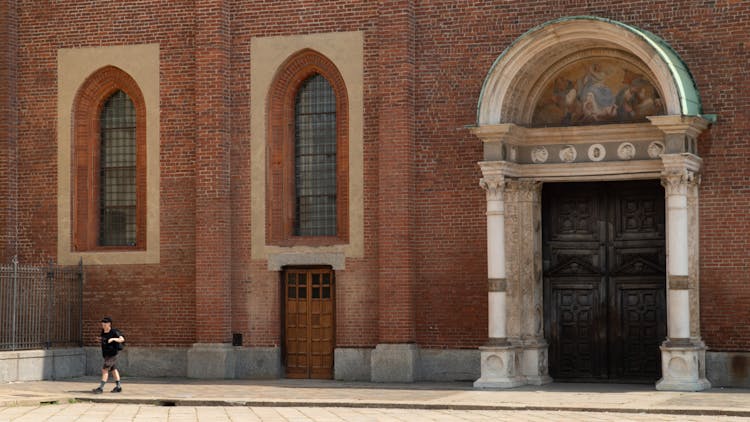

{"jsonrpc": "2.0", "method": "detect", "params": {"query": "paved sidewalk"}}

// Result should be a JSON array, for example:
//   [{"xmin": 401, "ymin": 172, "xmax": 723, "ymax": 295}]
[{"xmin": 0, "ymin": 377, "xmax": 749, "ymax": 417}]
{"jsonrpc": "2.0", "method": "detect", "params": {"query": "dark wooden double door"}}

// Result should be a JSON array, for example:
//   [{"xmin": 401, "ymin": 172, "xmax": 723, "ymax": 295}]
[
  {"xmin": 283, "ymin": 268, "xmax": 335, "ymax": 379},
  {"xmin": 543, "ymin": 181, "xmax": 666, "ymax": 383}
]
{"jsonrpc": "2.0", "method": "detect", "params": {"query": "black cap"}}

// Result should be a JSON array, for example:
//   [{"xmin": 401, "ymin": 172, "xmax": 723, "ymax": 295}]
[{"xmin": 101, "ymin": 317, "xmax": 112, "ymax": 323}]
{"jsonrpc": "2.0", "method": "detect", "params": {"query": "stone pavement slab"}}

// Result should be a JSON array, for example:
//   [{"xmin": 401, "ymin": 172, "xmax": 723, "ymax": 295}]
[{"xmin": 0, "ymin": 377, "xmax": 749, "ymax": 417}]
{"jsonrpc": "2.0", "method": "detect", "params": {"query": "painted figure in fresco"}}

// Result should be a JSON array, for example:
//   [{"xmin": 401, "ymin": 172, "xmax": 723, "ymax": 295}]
[
  {"xmin": 578, "ymin": 63, "xmax": 617, "ymax": 122},
  {"xmin": 537, "ymin": 77, "xmax": 580, "ymax": 125},
  {"xmin": 532, "ymin": 59, "xmax": 665, "ymax": 126},
  {"xmin": 616, "ymin": 69, "xmax": 663, "ymax": 121}
]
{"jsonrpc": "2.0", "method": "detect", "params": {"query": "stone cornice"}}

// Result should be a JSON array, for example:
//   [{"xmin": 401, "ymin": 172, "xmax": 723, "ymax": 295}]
[
  {"xmin": 647, "ymin": 115, "xmax": 710, "ymax": 139},
  {"xmin": 478, "ymin": 160, "xmax": 520, "ymax": 178},
  {"xmin": 473, "ymin": 122, "xmax": 662, "ymax": 146}
]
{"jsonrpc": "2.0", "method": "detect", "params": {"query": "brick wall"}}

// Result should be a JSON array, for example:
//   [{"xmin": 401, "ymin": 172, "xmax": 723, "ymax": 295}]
[
  {"xmin": 16, "ymin": 1, "xmax": 197, "ymax": 346},
  {"xmin": 0, "ymin": 1, "xmax": 17, "ymax": 263},
  {"xmin": 10, "ymin": 0, "xmax": 750, "ymax": 352}
]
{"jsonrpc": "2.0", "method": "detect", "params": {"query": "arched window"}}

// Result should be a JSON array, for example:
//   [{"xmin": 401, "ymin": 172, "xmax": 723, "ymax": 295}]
[
  {"xmin": 267, "ymin": 50, "xmax": 349, "ymax": 245},
  {"xmin": 99, "ymin": 90, "xmax": 137, "ymax": 246},
  {"xmin": 72, "ymin": 66, "xmax": 146, "ymax": 251},
  {"xmin": 294, "ymin": 74, "xmax": 337, "ymax": 236}
]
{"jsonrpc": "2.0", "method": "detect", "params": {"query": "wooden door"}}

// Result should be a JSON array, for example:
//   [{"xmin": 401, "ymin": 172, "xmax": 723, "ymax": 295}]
[
  {"xmin": 543, "ymin": 181, "xmax": 666, "ymax": 382},
  {"xmin": 284, "ymin": 268, "xmax": 335, "ymax": 379}
]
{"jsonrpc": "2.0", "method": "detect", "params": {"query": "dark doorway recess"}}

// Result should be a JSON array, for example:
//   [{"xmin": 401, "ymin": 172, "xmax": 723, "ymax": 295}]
[{"xmin": 543, "ymin": 180, "xmax": 666, "ymax": 383}]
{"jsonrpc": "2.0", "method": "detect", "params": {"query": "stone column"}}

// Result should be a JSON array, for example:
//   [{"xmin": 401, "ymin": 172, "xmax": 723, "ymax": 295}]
[
  {"xmin": 656, "ymin": 155, "xmax": 710, "ymax": 391},
  {"xmin": 511, "ymin": 180, "xmax": 552, "ymax": 385},
  {"xmin": 474, "ymin": 162, "xmax": 524, "ymax": 389}
]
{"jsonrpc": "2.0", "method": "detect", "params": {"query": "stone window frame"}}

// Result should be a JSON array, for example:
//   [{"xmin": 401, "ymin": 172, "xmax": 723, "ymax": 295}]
[
  {"xmin": 71, "ymin": 66, "xmax": 147, "ymax": 252},
  {"xmin": 266, "ymin": 49, "xmax": 350, "ymax": 247}
]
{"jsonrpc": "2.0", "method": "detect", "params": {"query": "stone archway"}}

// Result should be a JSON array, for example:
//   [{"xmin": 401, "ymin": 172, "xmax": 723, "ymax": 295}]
[{"xmin": 472, "ymin": 16, "xmax": 711, "ymax": 391}]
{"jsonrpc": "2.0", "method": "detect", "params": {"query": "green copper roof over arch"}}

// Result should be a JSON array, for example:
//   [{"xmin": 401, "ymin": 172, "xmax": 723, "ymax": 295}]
[{"xmin": 477, "ymin": 15, "xmax": 705, "ymax": 124}]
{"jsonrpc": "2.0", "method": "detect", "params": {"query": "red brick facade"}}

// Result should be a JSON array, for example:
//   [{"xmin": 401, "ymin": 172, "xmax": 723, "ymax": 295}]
[{"xmin": 1, "ymin": 1, "xmax": 748, "ymax": 359}]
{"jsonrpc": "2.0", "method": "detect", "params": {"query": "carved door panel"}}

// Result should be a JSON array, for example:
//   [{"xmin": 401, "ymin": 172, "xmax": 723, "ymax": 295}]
[
  {"xmin": 543, "ymin": 181, "xmax": 665, "ymax": 382},
  {"xmin": 284, "ymin": 268, "xmax": 335, "ymax": 379}
]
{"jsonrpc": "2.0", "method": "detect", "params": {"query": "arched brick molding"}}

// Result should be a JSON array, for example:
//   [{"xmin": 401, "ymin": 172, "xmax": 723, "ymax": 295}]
[
  {"xmin": 477, "ymin": 16, "xmax": 702, "ymax": 126},
  {"xmin": 266, "ymin": 49, "xmax": 349, "ymax": 246},
  {"xmin": 72, "ymin": 66, "xmax": 147, "ymax": 251}
]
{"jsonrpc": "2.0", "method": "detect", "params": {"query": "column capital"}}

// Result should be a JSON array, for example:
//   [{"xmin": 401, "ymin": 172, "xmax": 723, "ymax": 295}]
[
  {"xmin": 479, "ymin": 174, "xmax": 506, "ymax": 202},
  {"xmin": 661, "ymin": 153, "xmax": 702, "ymax": 195},
  {"xmin": 661, "ymin": 168, "xmax": 699, "ymax": 196}
]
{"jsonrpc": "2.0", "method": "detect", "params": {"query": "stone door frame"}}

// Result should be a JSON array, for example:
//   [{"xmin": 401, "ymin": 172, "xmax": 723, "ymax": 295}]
[{"xmin": 472, "ymin": 17, "xmax": 713, "ymax": 391}]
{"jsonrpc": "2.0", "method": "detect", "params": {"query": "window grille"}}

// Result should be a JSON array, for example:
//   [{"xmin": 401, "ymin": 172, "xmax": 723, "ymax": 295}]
[
  {"xmin": 99, "ymin": 90, "xmax": 137, "ymax": 246},
  {"xmin": 294, "ymin": 74, "xmax": 337, "ymax": 236}
]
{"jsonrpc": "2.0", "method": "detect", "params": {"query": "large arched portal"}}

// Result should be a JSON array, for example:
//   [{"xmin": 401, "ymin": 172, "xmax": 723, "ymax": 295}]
[{"xmin": 472, "ymin": 16, "xmax": 712, "ymax": 391}]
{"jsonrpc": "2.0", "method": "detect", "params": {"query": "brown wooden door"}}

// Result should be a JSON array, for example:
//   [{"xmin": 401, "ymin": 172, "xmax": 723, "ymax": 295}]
[
  {"xmin": 543, "ymin": 181, "xmax": 666, "ymax": 382},
  {"xmin": 284, "ymin": 268, "xmax": 335, "ymax": 379}
]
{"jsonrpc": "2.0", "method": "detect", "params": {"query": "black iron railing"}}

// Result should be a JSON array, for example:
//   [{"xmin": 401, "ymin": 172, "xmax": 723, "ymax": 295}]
[{"xmin": 0, "ymin": 257, "xmax": 83, "ymax": 351}]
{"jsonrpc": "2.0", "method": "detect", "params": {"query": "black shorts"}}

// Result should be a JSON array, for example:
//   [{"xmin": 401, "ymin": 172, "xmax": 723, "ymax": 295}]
[{"xmin": 102, "ymin": 355, "xmax": 119, "ymax": 371}]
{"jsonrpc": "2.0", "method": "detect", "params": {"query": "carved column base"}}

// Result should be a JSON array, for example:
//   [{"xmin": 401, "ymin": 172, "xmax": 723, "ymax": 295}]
[
  {"xmin": 655, "ymin": 340, "xmax": 711, "ymax": 391},
  {"xmin": 520, "ymin": 340, "xmax": 552, "ymax": 385},
  {"xmin": 473, "ymin": 345, "xmax": 525, "ymax": 389}
]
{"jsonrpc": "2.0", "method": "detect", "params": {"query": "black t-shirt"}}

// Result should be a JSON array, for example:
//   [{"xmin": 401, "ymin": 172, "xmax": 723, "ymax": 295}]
[{"xmin": 100, "ymin": 328, "xmax": 122, "ymax": 357}]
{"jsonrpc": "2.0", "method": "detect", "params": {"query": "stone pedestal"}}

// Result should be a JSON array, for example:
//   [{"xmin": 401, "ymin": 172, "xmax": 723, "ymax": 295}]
[
  {"xmin": 187, "ymin": 343, "xmax": 235, "ymax": 379},
  {"xmin": 473, "ymin": 345, "xmax": 525, "ymax": 389},
  {"xmin": 656, "ymin": 341, "xmax": 711, "ymax": 391},
  {"xmin": 520, "ymin": 340, "xmax": 552, "ymax": 385},
  {"xmin": 371, "ymin": 343, "xmax": 417, "ymax": 382}
]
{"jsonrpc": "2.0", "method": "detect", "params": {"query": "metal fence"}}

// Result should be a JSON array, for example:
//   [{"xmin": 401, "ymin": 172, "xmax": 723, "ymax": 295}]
[{"xmin": 0, "ymin": 257, "xmax": 83, "ymax": 351}]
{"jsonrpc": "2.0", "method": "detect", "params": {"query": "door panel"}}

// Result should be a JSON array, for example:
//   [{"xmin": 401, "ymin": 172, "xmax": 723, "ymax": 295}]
[
  {"xmin": 543, "ymin": 181, "xmax": 666, "ymax": 382},
  {"xmin": 284, "ymin": 268, "xmax": 335, "ymax": 379},
  {"xmin": 545, "ymin": 278, "xmax": 607, "ymax": 380}
]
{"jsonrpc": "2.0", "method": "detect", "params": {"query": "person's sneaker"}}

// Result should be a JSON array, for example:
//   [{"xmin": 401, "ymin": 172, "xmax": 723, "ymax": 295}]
[
  {"xmin": 111, "ymin": 386, "xmax": 122, "ymax": 393},
  {"xmin": 92, "ymin": 387, "xmax": 103, "ymax": 394}
]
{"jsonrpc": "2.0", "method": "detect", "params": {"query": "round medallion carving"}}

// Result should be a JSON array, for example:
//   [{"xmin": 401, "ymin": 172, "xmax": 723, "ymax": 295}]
[
  {"xmin": 559, "ymin": 145, "xmax": 577, "ymax": 163},
  {"xmin": 668, "ymin": 356, "xmax": 689, "ymax": 377},
  {"xmin": 486, "ymin": 354, "xmax": 504, "ymax": 371},
  {"xmin": 531, "ymin": 146, "xmax": 549, "ymax": 164},
  {"xmin": 588, "ymin": 143, "xmax": 606, "ymax": 161},
  {"xmin": 617, "ymin": 142, "xmax": 636, "ymax": 160},
  {"xmin": 648, "ymin": 141, "xmax": 665, "ymax": 159}
]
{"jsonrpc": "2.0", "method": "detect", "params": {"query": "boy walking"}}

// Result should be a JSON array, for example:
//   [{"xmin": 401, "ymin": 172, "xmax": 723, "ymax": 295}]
[{"xmin": 93, "ymin": 316, "xmax": 125, "ymax": 394}]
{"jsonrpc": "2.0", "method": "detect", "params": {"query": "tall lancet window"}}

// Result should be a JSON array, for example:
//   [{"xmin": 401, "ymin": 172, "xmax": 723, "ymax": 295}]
[
  {"xmin": 294, "ymin": 74, "xmax": 337, "ymax": 236},
  {"xmin": 99, "ymin": 90, "xmax": 137, "ymax": 246}
]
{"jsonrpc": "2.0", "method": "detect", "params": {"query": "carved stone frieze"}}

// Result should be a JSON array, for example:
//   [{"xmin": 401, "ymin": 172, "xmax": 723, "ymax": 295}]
[
  {"xmin": 687, "ymin": 177, "xmax": 701, "ymax": 338},
  {"xmin": 648, "ymin": 141, "xmax": 665, "ymax": 158},
  {"xmin": 588, "ymin": 143, "xmax": 606, "ymax": 161},
  {"xmin": 617, "ymin": 142, "xmax": 636, "ymax": 160},
  {"xmin": 531, "ymin": 146, "xmax": 549, "ymax": 163}
]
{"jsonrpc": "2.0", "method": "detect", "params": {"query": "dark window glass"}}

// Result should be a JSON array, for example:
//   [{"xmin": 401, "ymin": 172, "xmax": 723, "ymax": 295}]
[
  {"xmin": 99, "ymin": 90, "xmax": 136, "ymax": 246},
  {"xmin": 294, "ymin": 74, "xmax": 337, "ymax": 236}
]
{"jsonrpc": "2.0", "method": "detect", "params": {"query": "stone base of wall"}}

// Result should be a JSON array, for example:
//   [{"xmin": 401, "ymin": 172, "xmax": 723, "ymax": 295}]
[
  {"xmin": 334, "ymin": 348, "xmax": 371, "ymax": 381},
  {"xmin": 707, "ymin": 351, "xmax": 750, "ymax": 388},
  {"xmin": 0, "ymin": 348, "xmax": 85, "ymax": 382},
  {"xmin": 9, "ymin": 347, "xmax": 748, "ymax": 388},
  {"xmin": 336, "ymin": 346, "xmax": 480, "ymax": 382},
  {"xmin": 85, "ymin": 346, "xmax": 280, "ymax": 379},
  {"xmin": 418, "ymin": 348, "xmax": 479, "ymax": 381}
]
